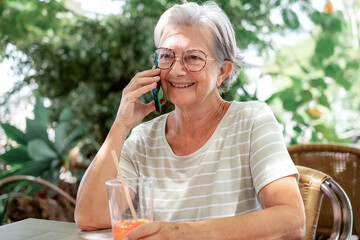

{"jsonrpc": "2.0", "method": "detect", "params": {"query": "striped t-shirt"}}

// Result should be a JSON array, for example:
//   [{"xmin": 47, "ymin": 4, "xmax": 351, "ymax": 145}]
[{"xmin": 120, "ymin": 100, "xmax": 298, "ymax": 222}]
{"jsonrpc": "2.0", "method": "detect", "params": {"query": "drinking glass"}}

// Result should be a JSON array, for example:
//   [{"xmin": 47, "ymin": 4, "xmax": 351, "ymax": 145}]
[{"xmin": 106, "ymin": 177, "xmax": 154, "ymax": 240}]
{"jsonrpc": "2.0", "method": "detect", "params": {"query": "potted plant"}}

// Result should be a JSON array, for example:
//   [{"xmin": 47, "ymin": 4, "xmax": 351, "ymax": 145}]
[{"xmin": 0, "ymin": 95, "xmax": 85, "ymax": 224}]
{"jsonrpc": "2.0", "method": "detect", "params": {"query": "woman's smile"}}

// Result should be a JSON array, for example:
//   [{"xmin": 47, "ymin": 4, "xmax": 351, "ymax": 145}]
[{"xmin": 169, "ymin": 81, "xmax": 196, "ymax": 88}]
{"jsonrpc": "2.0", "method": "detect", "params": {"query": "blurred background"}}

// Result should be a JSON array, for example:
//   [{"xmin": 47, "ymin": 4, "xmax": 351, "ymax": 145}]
[{"xmin": 0, "ymin": 0, "xmax": 359, "ymax": 230}]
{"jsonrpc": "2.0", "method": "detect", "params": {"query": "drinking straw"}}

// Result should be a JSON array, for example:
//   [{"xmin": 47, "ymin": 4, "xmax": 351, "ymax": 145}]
[{"xmin": 111, "ymin": 150, "xmax": 138, "ymax": 222}]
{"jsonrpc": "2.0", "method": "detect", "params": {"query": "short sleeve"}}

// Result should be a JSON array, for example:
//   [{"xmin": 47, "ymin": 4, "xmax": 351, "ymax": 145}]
[
  {"xmin": 119, "ymin": 136, "xmax": 139, "ymax": 179},
  {"xmin": 249, "ymin": 103, "xmax": 298, "ymax": 193}
]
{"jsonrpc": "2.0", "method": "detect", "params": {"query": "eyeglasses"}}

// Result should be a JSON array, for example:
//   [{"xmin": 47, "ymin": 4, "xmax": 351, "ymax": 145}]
[{"xmin": 153, "ymin": 48, "xmax": 216, "ymax": 72}]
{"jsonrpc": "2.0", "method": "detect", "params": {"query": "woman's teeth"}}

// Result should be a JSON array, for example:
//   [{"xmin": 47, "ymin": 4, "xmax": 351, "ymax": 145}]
[{"xmin": 170, "ymin": 82, "xmax": 195, "ymax": 88}]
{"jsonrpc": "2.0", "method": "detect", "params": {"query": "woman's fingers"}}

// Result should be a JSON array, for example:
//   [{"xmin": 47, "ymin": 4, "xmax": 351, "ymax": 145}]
[
  {"xmin": 114, "ymin": 68, "xmax": 162, "ymax": 128},
  {"xmin": 124, "ymin": 81, "xmax": 158, "ymax": 101},
  {"xmin": 124, "ymin": 222, "xmax": 192, "ymax": 240},
  {"xmin": 138, "ymin": 68, "xmax": 161, "ymax": 77},
  {"xmin": 125, "ymin": 76, "xmax": 159, "ymax": 94},
  {"xmin": 123, "ymin": 70, "xmax": 160, "ymax": 97},
  {"xmin": 123, "ymin": 222, "xmax": 161, "ymax": 240},
  {"xmin": 132, "ymin": 69, "xmax": 161, "ymax": 87},
  {"xmin": 122, "ymin": 68, "xmax": 160, "ymax": 100}
]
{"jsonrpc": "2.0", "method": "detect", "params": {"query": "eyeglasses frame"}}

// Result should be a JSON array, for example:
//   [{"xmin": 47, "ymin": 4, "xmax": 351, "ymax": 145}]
[{"xmin": 152, "ymin": 47, "xmax": 216, "ymax": 72}]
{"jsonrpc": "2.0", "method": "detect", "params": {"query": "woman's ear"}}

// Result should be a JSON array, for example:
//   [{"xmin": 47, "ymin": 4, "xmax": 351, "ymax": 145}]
[{"xmin": 216, "ymin": 60, "xmax": 233, "ymax": 87}]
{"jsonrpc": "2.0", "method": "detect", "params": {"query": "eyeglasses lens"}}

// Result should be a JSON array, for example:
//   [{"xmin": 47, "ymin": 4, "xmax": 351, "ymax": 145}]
[
  {"xmin": 154, "ymin": 49, "xmax": 207, "ymax": 72},
  {"xmin": 155, "ymin": 48, "xmax": 174, "ymax": 70},
  {"xmin": 183, "ymin": 50, "xmax": 206, "ymax": 72}
]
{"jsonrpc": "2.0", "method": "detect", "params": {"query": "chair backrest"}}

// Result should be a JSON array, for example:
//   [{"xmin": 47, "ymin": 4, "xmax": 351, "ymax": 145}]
[
  {"xmin": 296, "ymin": 165, "xmax": 353, "ymax": 240},
  {"xmin": 297, "ymin": 165, "xmax": 328, "ymax": 240},
  {"xmin": 290, "ymin": 144, "xmax": 360, "ymax": 237}
]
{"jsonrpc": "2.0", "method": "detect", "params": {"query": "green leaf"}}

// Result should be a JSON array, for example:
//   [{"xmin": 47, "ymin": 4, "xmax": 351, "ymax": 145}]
[
  {"xmin": 34, "ymin": 95, "xmax": 49, "ymax": 129},
  {"xmin": 322, "ymin": 14, "xmax": 342, "ymax": 32},
  {"xmin": 265, "ymin": 92, "xmax": 280, "ymax": 104},
  {"xmin": 281, "ymin": 89, "xmax": 298, "ymax": 111},
  {"xmin": 54, "ymin": 122, "xmax": 70, "ymax": 153},
  {"xmin": 0, "ymin": 161, "xmax": 50, "ymax": 179},
  {"xmin": 0, "ymin": 193, "xmax": 11, "ymax": 225},
  {"xmin": 293, "ymin": 126, "xmax": 302, "ymax": 134},
  {"xmin": 324, "ymin": 64, "xmax": 342, "ymax": 79},
  {"xmin": 310, "ymin": 131, "xmax": 320, "ymax": 142},
  {"xmin": 0, "ymin": 147, "xmax": 31, "ymax": 164},
  {"xmin": 319, "ymin": 127, "xmax": 344, "ymax": 142},
  {"xmin": 25, "ymin": 118, "xmax": 48, "ymax": 142},
  {"xmin": 293, "ymin": 114, "xmax": 306, "ymax": 125},
  {"xmin": 0, "ymin": 123, "xmax": 27, "ymax": 145},
  {"xmin": 299, "ymin": 65, "xmax": 309, "ymax": 74},
  {"xmin": 309, "ymin": 12, "xmax": 322, "ymax": 25},
  {"xmin": 289, "ymin": 76, "xmax": 303, "ymax": 89},
  {"xmin": 310, "ymin": 78, "xmax": 327, "ymax": 89},
  {"xmin": 63, "ymin": 125, "xmax": 85, "ymax": 153},
  {"xmin": 334, "ymin": 77, "xmax": 351, "ymax": 90},
  {"xmin": 319, "ymin": 94, "xmax": 330, "ymax": 108},
  {"xmin": 315, "ymin": 36, "xmax": 334, "ymax": 59},
  {"xmin": 314, "ymin": 124, "xmax": 327, "ymax": 133},
  {"xmin": 347, "ymin": 60, "xmax": 360, "ymax": 69},
  {"xmin": 281, "ymin": 9, "xmax": 300, "ymax": 29},
  {"xmin": 290, "ymin": 138, "xmax": 297, "ymax": 146},
  {"xmin": 300, "ymin": 90, "xmax": 312, "ymax": 102},
  {"xmin": 27, "ymin": 139, "xmax": 58, "ymax": 161},
  {"xmin": 274, "ymin": 0, "xmax": 281, "ymax": 7},
  {"xmin": 59, "ymin": 107, "xmax": 72, "ymax": 122}
]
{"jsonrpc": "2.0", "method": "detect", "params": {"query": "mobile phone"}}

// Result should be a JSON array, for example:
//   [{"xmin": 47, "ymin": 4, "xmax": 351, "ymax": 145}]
[{"xmin": 152, "ymin": 55, "xmax": 161, "ymax": 113}]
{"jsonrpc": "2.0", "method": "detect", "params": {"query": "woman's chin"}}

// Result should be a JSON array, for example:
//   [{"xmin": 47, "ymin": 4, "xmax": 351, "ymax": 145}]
[{"xmin": 169, "ymin": 97, "xmax": 196, "ymax": 108}]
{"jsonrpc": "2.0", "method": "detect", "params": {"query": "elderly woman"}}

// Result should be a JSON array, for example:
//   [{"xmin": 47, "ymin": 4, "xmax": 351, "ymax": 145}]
[{"xmin": 75, "ymin": 1, "xmax": 305, "ymax": 239}]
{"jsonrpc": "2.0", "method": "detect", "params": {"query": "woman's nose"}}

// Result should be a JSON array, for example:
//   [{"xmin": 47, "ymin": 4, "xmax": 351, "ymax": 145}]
[{"xmin": 171, "ymin": 57, "xmax": 187, "ymax": 73}]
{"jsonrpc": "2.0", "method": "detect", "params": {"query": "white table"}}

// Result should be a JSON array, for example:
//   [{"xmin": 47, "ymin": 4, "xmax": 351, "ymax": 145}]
[{"xmin": 0, "ymin": 218, "xmax": 113, "ymax": 240}]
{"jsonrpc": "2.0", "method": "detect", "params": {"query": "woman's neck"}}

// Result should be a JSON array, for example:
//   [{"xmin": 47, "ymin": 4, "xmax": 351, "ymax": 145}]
[
  {"xmin": 173, "ymin": 99, "xmax": 229, "ymax": 133},
  {"xmin": 165, "ymin": 97, "xmax": 231, "ymax": 156}
]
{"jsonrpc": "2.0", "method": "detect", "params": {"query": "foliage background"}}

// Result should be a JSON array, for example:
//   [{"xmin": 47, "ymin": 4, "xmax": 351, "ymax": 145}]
[{"xmin": 1, "ymin": 0, "xmax": 359, "ymax": 170}]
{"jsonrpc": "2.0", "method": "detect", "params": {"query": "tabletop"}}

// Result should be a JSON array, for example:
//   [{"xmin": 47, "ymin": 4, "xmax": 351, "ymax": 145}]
[{"xmin": 0, "ymin": 218, "xmax": 113, "ymax": 240}]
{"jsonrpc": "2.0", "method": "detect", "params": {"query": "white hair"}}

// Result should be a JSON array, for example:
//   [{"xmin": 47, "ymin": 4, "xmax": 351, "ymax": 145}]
[{"xmin": 154, "ymin": 1, "xmax": 242, "ymax": 94}]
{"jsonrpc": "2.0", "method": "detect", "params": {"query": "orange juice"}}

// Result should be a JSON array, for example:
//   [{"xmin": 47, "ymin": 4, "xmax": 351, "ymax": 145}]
[{"xmin": 112, "ymin": 219, "xmax": 148, "ymax": 240}]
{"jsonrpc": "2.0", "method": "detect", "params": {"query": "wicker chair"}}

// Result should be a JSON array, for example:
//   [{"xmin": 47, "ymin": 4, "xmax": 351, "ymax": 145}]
[
  {"xmin": 297, "ymin": 165, "xmax": 352, "ymax": 240},
  {"xmin": 289, "ymin": 144, "xmax": 360, "ymax": 238}
]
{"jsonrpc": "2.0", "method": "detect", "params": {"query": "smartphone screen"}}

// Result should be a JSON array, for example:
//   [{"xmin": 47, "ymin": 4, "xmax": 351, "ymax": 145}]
[{"xmin": 152, "ymin": 55, "xmax": 161, "ymax": 113}]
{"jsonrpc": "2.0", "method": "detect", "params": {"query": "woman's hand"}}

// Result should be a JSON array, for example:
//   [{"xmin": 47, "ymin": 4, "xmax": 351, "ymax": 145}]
[
  {"xmin": 116, "ymin": 68, "xmax": 164, "ymax": 129},
  {"xmin": 74, "ymin": 68, "xmax": 164, "ymax": 230},
  {"xmin": 123, "ymin": 222, "xmax": 199, "ymax": 240}
]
